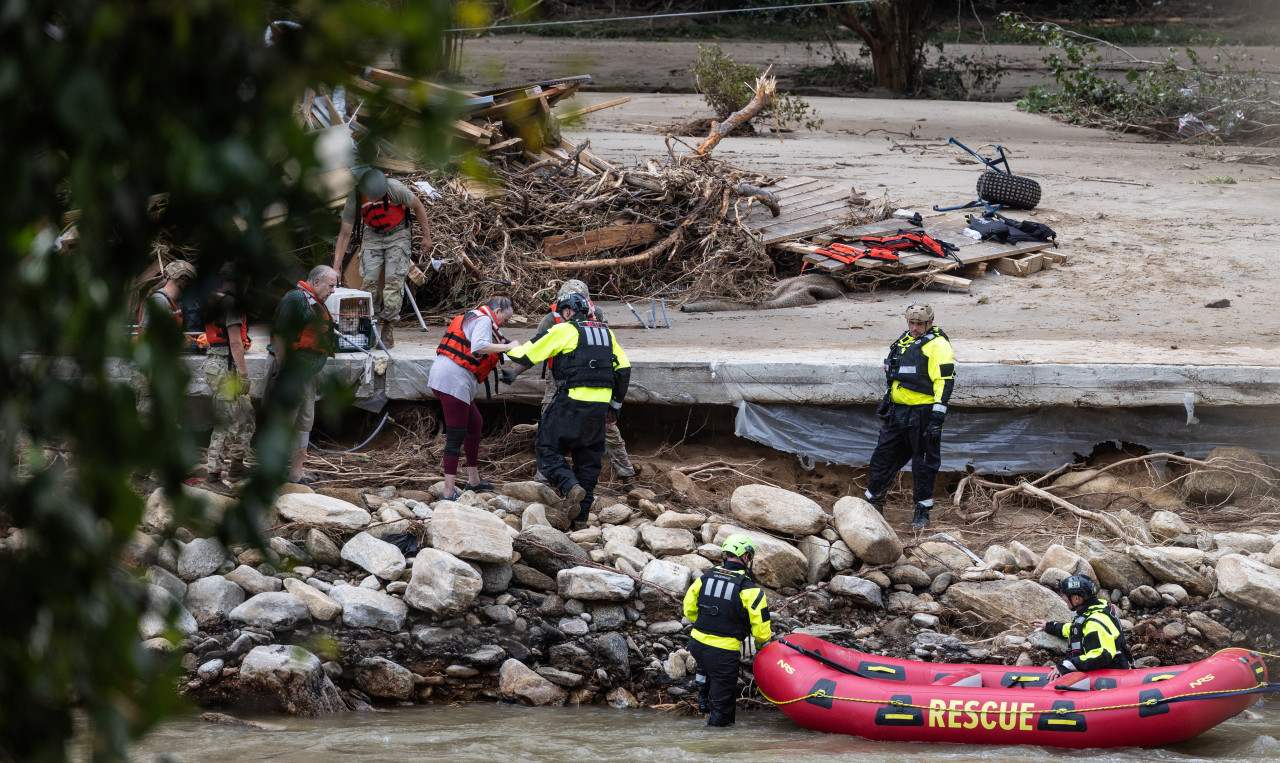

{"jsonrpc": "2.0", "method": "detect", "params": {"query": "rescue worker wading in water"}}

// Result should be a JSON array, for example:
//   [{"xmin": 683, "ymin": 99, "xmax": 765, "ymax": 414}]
[
  {"xmin": 503, "ymin": 293, "xmax": 630, "ymax": 528},
  {"xmin": 864, "ymin": 302, "xmax": 955, "ymax": 530},
  {"xmin": 1031, "ymin": 574, "xmax": 1134, "ymax": 682},
  {"xmin": 682, "ymin": 533, "xmax": 772, "ymax": 727}
]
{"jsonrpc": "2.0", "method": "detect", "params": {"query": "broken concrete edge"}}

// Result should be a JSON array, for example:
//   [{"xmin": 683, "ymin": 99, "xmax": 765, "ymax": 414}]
[{"xmin": 135, "ymin": 354, "xmax": 1280, "ymax": 408}]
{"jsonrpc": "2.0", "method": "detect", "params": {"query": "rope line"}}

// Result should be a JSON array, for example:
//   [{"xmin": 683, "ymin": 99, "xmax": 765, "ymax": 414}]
[
  {"xmin": 761, "ymin": 644, "xmax": 1280, "ymax": 714},
  {"xmin": 448, "ymin": 0, "xmax": 877, "ymax": 33}
]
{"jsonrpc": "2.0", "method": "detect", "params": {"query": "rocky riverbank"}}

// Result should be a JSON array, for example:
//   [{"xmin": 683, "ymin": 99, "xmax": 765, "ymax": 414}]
[{"xmin": 85, "ymin": 454, "xmax": 1280, "ymax": 718}]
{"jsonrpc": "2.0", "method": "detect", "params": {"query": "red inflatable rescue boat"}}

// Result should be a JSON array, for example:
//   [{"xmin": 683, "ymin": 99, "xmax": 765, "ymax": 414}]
[{"xmin": 755, "ymin": 634, "xmax": 1268, "ymax": 749}]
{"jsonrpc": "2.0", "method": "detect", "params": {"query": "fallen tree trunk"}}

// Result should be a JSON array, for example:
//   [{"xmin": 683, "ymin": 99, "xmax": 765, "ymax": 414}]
[
  {"xmin": 685, "ymin": 71, "xmax": 776, "ymax": 161},
  {"xmin": 732, "ymin": 182, "xmax": 780, "ymax": 217}
]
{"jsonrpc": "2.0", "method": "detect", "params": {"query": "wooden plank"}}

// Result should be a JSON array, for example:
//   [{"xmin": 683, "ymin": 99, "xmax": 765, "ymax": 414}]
[
  {"xmin": 1041, "ymin": 250, "xmax": 1070, "ymax": 264},
  {"xmin": 542, "ymin": 223, "xmax": 658, "ymax": 259},
  {"xmin": 557, "ymin": 96, "xmax": 631, "ymax": 120},
  {"xmin": 761, "ymin": 176, "xmax": 820, "ymax": 194},
  {"xmin": 992, "ymin": 252, "xmax": 1046, "ymax": 277},
  {"xmin": 926, "ymin": 273, "xmax": 971, "ymax": 291},
  {"xmin": 484, "ymin": 136, "xmax": 524, "ymax": 153},
  {"xmin": 741, "ymin": 188, "xmax": 850, "ymax": 223},
  {"xmin": 751, "ymin": 201, "xmax": 855, "ymax": 234},
  {"xmin": 773, "ymin": 184, "xmax": 850, "ymax": 205},
  {"xmin": 354, "ymin": 66, "xmax": 479, "ymax": 98},
  {"xmin": 824, "ymin": 219, "xmax": 913, "ymax": 239},
  {"xmin": 759, "ymin": 216, "xmax": 854, "ymax": 245},
  {"xmin": 372, "ymin": 156, "xmax": 423, "ymax": 173}
]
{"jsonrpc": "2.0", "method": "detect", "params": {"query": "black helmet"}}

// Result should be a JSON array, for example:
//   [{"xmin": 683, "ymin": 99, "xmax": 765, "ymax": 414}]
[
  {"xmin": 558, "ymin": 292, "xmax": 590, "ymax": 318},
  {"xmin": 1058, "ymin": 574, "xmax": 1097, "ymax": 600}
]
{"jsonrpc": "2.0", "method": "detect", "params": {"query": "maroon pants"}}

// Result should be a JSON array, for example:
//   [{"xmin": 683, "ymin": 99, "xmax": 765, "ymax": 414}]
[{"xmin": 432, "ymin": 389, "xmax": 482, "ymax": 475}]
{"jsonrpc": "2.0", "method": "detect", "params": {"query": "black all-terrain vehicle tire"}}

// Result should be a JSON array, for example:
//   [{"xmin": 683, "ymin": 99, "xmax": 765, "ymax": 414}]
[{"xmin": 976, "ymin": 171, "xmax": 1041, "ymax": 210}]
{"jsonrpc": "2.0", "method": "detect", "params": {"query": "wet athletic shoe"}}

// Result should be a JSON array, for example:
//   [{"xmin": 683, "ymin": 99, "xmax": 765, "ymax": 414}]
[
  {"xmin": 464, "ymin": 479, "xmax": 495, "ymax": 492},
  {"xmin": 910, "ymin": 505, "xmax": 931, "ymax": 529}
]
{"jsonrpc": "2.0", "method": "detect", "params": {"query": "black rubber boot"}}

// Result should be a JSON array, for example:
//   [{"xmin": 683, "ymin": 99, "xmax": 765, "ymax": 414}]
[
  {"xmin": 696, "ymin": 672, "xmax": 710, "ymax": 713},
  {"xmin": 910, "ymin": 503, "xmax": 931, "ymax": 529}
]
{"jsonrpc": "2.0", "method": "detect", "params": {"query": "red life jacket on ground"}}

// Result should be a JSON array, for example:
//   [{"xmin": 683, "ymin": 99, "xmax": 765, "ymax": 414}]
[
  {"xmin": 290, "ymin": 281, "xmax": 336, "ymax": 356},
  {"xmin": 205, "ymin": 289, "xmax": 251, "ymax": 350},
  {"xmin": 360, "ymin": 192, "xmax": 408, "ymax": 232},
  {"xmin": 437, "ymin": 306, "xmax": 506, "ymax": 381}
]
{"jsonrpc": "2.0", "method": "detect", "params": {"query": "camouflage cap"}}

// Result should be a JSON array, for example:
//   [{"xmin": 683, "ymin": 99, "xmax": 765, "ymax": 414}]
[{"xmin": 164, "ymin": 260, "xmax": 197, "ymax": 282}]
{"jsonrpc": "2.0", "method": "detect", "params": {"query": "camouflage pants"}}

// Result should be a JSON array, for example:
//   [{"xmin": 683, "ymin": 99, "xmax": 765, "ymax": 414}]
[
  {"xmin": 539, "ymin": 383, "xmax": 634, "ymax": 478},
  {"xmin": 359, "ymin": 228, "xmax": 412, "ymax": 323},
  {"xmin": 202, "ymin": 354, "xmax": 256, "ymax": 471}
]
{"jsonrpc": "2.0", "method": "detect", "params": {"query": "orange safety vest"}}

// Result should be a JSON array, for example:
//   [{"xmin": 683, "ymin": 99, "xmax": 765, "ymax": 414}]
[
  {"xmin": 290, "ymin": 281, "xmax": 336, "ymax": 356},
  {"xmin": 437, "ymin": 306, "xmax": 506, "ymax": 381},
  {"xmin": 360, "ymin": 191, "xmax": 408, "ymax": 233},
  {"xmin": 204, "ymin": 289, "xmax": 251, "ymax": 350}
]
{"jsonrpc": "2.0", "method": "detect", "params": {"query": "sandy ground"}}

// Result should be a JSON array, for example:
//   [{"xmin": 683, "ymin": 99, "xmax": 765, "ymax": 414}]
[{"xmin": 359, "ymin": 38, "xmax": 1280, "ymax": 367}]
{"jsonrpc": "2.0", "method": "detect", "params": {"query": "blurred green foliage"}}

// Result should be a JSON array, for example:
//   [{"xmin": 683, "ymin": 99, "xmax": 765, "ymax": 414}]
[{"xmin": 0, "ymin": 1, "xmax": 464, "ymax": 759}]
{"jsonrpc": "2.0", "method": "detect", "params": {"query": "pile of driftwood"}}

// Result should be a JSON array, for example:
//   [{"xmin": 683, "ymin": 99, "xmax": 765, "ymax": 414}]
[{"xmin": 311, "ymin": 70, "xmax": 882, "ymax": 314}]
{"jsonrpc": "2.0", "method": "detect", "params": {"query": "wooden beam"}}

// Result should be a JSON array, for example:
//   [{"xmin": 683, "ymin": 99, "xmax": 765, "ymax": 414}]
[
  {"xmin": 556, "ymin": 97, "xmax": 632, "ymax": 120},
  {"xmin": 352, "ymin": 66, "xmax": 479, "ymax": 99},
  {"xmin": 484, "ymin": 136, "xmax": 524, "ymax": 153},
  {"xmin": 542, "ymin": 223, "xmax": 657, "ymax": 259}
]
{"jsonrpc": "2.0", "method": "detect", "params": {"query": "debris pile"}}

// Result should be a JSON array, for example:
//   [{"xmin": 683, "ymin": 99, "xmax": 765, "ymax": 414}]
[{"xmin": 309, "ymin": 69, "xmax": 885, "ymax": 313}]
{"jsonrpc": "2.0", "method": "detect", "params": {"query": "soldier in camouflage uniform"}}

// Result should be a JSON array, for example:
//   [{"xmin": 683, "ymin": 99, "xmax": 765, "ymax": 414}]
[
  {"xmin": 131, "ymin": 259, "xmax": 197, "ymax": 419},
  {"xmin": 331, "ymin": 169, "xmax": 432, "ymax": 348},
  {"xmin": 201, "ymin": 264, "xmax": 255, "ymax": 489}
]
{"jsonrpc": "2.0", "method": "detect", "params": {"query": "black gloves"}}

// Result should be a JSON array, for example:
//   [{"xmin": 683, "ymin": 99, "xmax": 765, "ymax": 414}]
[
  {"xmin": 500, "ymin": 368, "xmax": 517, "ymax": 385},
  {"xmin": 876, "ymin": 392, "xmax": 892, "ymax": 420},
  {"xmin": 924, "ymin": 409, "xmax": 945, "ymax": 446}
]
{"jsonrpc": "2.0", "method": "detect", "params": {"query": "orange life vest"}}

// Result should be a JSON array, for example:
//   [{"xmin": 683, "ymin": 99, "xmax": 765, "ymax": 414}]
[
  {"xmin": 437, "ymin": 306, "xmax": 506, "ymax": 381},
  {"xmin": 290, "ymin": 281, "xmax": 336, "ymax": 356},
  {"xmin": 204, "ymin": 289, "xmax": 251, "ymax": 350},
  {"xmin": 137, "ymin": 289, "xmax": 183, "ymax": 329},
  {"xmin": 360, "ymin": 191, "xmax": 408, "ymax": 232}
]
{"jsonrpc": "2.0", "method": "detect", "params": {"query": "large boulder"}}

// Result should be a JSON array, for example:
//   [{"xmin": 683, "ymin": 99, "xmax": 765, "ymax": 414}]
[
  {"xmin": 514, "ymin": 526, "xmax": 590, "ymax": 577},
  {"xmin": 498, "ymin": 658, "xmax": 567, "ymax": 706},
  {"xmin": 1075, "ymin": 537, "xmax": 1155, "ymax": 592},
  {"xmin": 177, "ymin": 538, "xmax": 227, "ymax": 581},
  {"xmin": 797, "ymin": 536, "xmax": 832, "ymax": 584},
  {"xmin": 729, "ymin": 484, "xmax": 826, "ymax": 536},
  {"xmin": 275, "ymin": 493, "xmax": 371, "ymax": 530},
  {"xmin": 304, "ymin": 528, "xmax": 344, "ymax": 566},
  {"xmin": 557, "ymin": 566, "xmax": 635, "ymax": 601},
  {"xmin": 184, "ymin": 575, "xmax": 246, "ymax": 626},
  {"xmin": 224, "ymin": 564, "xmax": 283, "ymax": 595},
  {"xmin": 429, "ymin": 503, "xmax": 514, "ymax": 564},
  {"xmin": 1213, "ymin": 532, "xmax": 1274, "ymax": 554},
  {"xmin": 1149, "ymin": 511, "xmax": 1192, "ymax": 542},
  {"xmin": 1032, "ymin": 544, "xmax": 1096, "ymax": 583},
  {"xmin": 828, "ymin": 575, "xmax": 883, "ymax": 609},
  {"xmin": 340, "ymin": 531, "xmax": 407, "ymax": 580},
  {"xmin": 501, "ymin": 481, "xmax": 562, "ymax": 506},
  {"xmin": 832, "ymin": 496, "xmax": 901, "ymax": 566},
  {"xmin": 913, "ymin": 541, "xmax": 976, "ymax": 572},
  {"xmin": 711, "ymin": 525, "xmax": 807, "ymax": 590},
  {"xmin": 1184, "ymin": 447, "xmax": 1273, "ymax": 504},
  {"xmin": 639, "ymin": 559, "xmax": 692, "ymax": 602},
  {"xmin": 238, "ymin": 644, "xmax": 345, "ymax": 716},
  {"xmin": 1128, "ymin": 546, "xmax": 1213, "ymax": 596},
  {"xmin": 229, "ymin": 592, "xmax": 312, "ymax": 631},
  {"xmin": 942, "ymin": 579, "xmax": 1073, "ymax": 632},
  {"xmin": 403, "ymin": 548, "xmax": 482, "ymax": 617},
  {"xmin": 139, "ymin": 585, "xmax": 198, "ymax": 639},
  {"xmin": 354, "ymin": 657, "xmax": 415, "ymax": 701},
  {"xmin": 639, "ymin": 525, "xmax": 696, "ymax": 557},
  {"xmin": 1049, "ymin": 469, "xmax": 1186, "ymax": 514},
  {"xmin": 328, "ymin": 585, "xmax": 409, "ymax": 631},
  {"xmin": 1216, "ymin": 553, "xmax": 1280, "ymax": 616},
  {"xmin": 282, "ymin": 578, "xmax": 342, "ymax": 621}
]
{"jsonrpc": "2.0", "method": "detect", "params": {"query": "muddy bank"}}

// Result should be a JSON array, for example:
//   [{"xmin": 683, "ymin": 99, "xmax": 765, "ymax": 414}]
[{"xmin": 90, "ymin": 443, "xmax": 1280, "ymax": 719}]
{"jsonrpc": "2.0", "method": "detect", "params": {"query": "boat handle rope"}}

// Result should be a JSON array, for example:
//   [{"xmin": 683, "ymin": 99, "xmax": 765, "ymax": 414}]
[{"xmin": 764, "ymin": 642, "xmax": 1280, "ymax": 716}]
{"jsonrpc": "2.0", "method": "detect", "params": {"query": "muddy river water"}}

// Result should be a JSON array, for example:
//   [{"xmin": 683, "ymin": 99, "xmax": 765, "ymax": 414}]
[{"xmin": 121, "ymin": 704, "xmax": 1280, "ymax": 762}]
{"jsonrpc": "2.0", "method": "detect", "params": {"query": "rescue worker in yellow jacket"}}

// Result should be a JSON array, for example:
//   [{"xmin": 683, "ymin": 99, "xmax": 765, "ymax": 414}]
[
  {"xmin": 865, "ymin": 302, "xmax": 955, "ymax": 529},
  {"xmin": 504, "ymin": 293, "xmax": 630, "ymax": 528},
  {"xmin": 682, "ymin": 533, "xmax": 772, "ymax": 727},
  {"xmin": 1031, "ymin": 575, "xmax": 1133, "ymax": 680}
]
